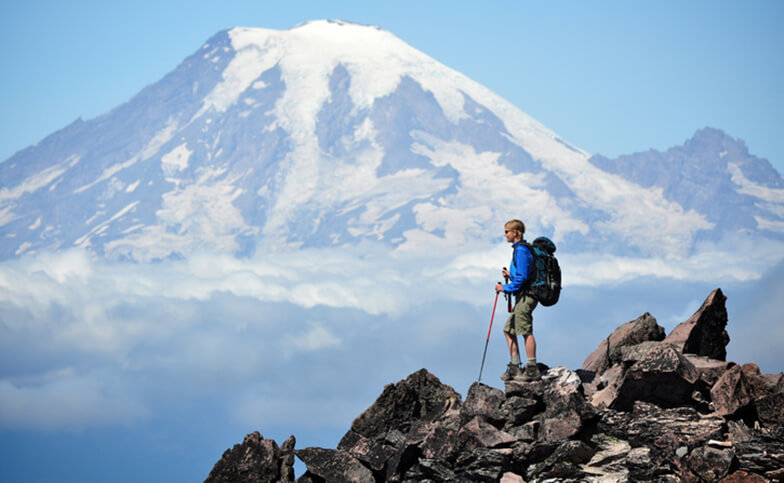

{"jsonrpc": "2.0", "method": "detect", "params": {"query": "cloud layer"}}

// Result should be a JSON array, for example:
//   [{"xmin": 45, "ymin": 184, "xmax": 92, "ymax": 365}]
[{"xmin": 1, "ymin": 242, "xmax": 782, "ymax": 431}]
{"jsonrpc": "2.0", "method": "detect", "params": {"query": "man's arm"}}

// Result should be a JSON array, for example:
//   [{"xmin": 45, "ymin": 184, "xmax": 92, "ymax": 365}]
[{"xmin": 503, "ymin": 245, "xmax": 530, "ymax": 293}]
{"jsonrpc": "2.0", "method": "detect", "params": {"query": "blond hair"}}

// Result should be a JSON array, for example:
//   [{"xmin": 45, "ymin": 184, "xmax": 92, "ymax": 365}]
[{"xmin": 505, "ymin": 219, "xmax": 525, "ymax": 236}]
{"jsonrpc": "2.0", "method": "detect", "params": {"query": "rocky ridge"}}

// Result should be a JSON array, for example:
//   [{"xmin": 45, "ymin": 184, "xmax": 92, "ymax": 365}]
[{"xmin": 205, "ymin": 288, "xmax": 784, "ymax": 482}]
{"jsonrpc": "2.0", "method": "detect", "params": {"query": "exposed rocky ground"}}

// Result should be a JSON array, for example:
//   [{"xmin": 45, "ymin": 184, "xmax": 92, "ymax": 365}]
[{"xmin": 205, "ymin": 289, "xmax": 784, "ymax": 482}]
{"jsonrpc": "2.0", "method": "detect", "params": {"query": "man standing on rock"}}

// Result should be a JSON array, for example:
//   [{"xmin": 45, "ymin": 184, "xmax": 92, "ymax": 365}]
[{"xmin": 496, "ymin": 219, "xmax": 540, "ymax": 382}]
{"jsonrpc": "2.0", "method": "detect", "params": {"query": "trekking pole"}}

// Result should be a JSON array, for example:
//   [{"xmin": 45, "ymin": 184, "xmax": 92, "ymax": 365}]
[
  {"xmin": 503, "ymin": 268, "xmax": 512, "ymax": 313},
  {"xmin": 477, "ymin": 286, "xmax": 501, "ymax": 383}
]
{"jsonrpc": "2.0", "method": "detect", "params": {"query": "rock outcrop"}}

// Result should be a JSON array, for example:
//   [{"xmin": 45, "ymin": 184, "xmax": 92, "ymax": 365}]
[
  {"xmin": 205, "ymin": 431, "xmax": 296, "ymax": 482},
  {"xmin": 206, "ymin": 289, "xmax": 784, "ymax": 481}
]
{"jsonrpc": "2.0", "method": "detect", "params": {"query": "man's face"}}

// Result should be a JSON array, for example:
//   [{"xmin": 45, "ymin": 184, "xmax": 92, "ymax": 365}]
[{"xmin": 504, "ymin": 225, "xmax": 517, "ymax": 243}]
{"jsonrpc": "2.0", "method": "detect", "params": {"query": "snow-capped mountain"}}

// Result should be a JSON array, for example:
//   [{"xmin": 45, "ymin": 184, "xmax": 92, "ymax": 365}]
[
  {"xmin": 589, "ymin": 127, "xmax": 784, "ymax": 241},
  {"xmin": 1, "ymin": 20, "xmax": 783, "ymax": 266}
]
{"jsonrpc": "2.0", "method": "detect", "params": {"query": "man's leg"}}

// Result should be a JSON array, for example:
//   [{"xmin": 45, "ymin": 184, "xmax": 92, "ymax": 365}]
[
  {"xmin": 515, "ymin": 296, "xmax": 540, "ymax": 380},
  {"xmin": 501, "ymin": 313, "xmax": 522, "ymax": 381},
  {"xmin": 523, "ymin": 333, "xmax": 536, "ymax": 361},
  {"xmin": 505, "ymin": 331, "xmax": 520, "ymax": 362}
]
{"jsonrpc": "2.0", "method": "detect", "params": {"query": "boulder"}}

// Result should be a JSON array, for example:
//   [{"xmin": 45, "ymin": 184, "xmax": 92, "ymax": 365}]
[
  {"xmin": 205, "ymin": 431, "xmax": 286, "ymax": 483},
  {"xmin": 525, "ymin": 440, "xmax": 594, "ymax": 480},
  {"xmin": 663, "ymin": 288, "xmax": 730, "ymax": 360},
  {"xmin": 500, "ymin": 472, "xmax": 525, "ymax": 483},
  {"xmin": 500, "ymin": 395, "xmax": 542, "ymax": 428},
  {"xmin": 279, "ymin": 435, "xmax": 296, "ymax": 483},
  {"xmin": 342, "ymin": 369, "xmax": 462, "ymax": 442},
  {"xmin": 719, "ymin": 471, "xmax": 767, "ymax": 482},
  {"xmin": 600, "ymin": 402, "xmax": 725, "ymax": 460},
  {"xmin": 580, "ymin": 434, "xmax": 632, "ymax": 481},
  {"xmin": 589, "ymin": 364, "xmax": 625, "ymax": 408},
  {"xmin": 610, "ymin": 340, "xmax": 662, "ymax": 366},
  {"xmin": 612, "ymin": 343, "xmax": 700, "ymax": 410},
  {"xmin": 626, "ymin": 446, "xmax": 658, "ymax": 481},
  {"xmin": 542, "ymin": 410, "xmax": 583, "ymax": 442},
  {"xmin": 338, "ymin": 430, "xmax": 397, "ymax": 472},
  {"xmin": 504, "ymin": 379, "xmax": 544, "ymax": 400},
  {"xmin": 541, "ymin": 366, "xmax": 582, "ymax": 389},
  {"xmin": 542, "ymin": 373, "xmax": 597, "ymax": 440},
  {"xmin": 461, "ymin": 382, "xmax": 505, "ymax": 427},
  {"xmin": 458, "ymin": 416, "xmax": 516, "ymax": 451},
  {"xmin": 453, "ymin": 448, "xmax": 510, "ymax": 482},
  {"xmin": 684, "ymin": 354, "xmax": 733, "ymax": 386},
  {"xmin": 505, "ymin": 420, "xmax": 540, "ymax": 443},
  {"xmin": 582, "ymin": 312, "xmax": 666, "ymax": 374},
  {"xmin": 755, "ymin": 392, "xmax": 784, "ymax": 427},
  {"xmin": 711, "ymin": 364, "xmax": 754, "ymax": 417},
  {"xmin": 294, "ymin": 447, "xmax": 374, "ymax": 482},
  {"xmin": 733, "ymin": 425, "xmax": 784, "ymax": 481},
  {"xmin": 686, "ymin": 445, "xmax": 734, "ymax": 481},
  {"xmin": 410, "ymin": 457, "xmax": 456, "ymax": 481},
  {"xmin": 419, "ymin": 409, "xmax": 461, "ymax": 461}
]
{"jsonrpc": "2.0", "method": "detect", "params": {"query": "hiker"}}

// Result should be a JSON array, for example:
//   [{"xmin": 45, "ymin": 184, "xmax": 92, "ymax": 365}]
[{"xmin": 495, "ymin": 219, "xmax": 540, "ymax": 381}]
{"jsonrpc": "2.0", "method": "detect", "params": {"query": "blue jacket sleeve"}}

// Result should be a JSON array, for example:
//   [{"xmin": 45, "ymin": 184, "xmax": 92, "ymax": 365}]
[{"xmin": 503, "ymin": 243, "xmax": 531, "ymax": 293}]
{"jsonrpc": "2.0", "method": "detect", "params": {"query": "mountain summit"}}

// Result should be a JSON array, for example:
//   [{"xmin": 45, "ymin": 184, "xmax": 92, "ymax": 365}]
[
  {"xmin": 1, "ymin": 21, "xmax": 783, "ymax": 268},
  {"xmin": 205, "ymin": 289, "xmax": 784, "ymax": 481}
]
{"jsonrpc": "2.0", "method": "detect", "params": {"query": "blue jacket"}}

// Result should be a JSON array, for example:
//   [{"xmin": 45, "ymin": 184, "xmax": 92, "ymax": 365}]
[{"xmin": 503, "ymin": 240, "xmax": 532, "ymax": 294}]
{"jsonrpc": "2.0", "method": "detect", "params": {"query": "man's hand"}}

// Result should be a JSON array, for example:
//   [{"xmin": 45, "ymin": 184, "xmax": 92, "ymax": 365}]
[
  {"xmin": 502, "ymin": 268, "xmax": 510, "ymax": 278},
  {"xmin": 495, "ymin": 283, "xmax": 504, "ymax": 293}
]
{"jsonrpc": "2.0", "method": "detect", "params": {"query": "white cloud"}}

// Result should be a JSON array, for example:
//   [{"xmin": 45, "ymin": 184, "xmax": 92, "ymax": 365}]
[
  {"xmin": 283, "ymin": 322, "xmax": 342, "ymax": 356},
  {"xmin": 1, "ymin": 238, "xmax": 783, "ymax": 430}
]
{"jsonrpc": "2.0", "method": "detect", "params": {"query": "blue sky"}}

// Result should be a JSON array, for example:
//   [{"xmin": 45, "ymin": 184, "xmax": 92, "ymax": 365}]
[
  {"xmin": 1, "ymin": 0, "xmax": 783, "ymax": 172},
  {"xmin": 1, "ymin": 2, "xmax": 784, "ymax": 482}
]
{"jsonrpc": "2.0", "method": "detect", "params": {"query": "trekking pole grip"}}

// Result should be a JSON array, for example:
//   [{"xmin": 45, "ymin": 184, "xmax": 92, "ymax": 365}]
[{"xmin": 503, "ymin": 268, "xmax": 512, "ymax": 312}]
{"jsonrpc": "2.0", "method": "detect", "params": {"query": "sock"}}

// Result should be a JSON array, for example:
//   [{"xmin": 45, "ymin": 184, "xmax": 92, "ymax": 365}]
[
  {"xmin": 527, "ymin": 358, "xmax": 537, "ymax": 367},
  {"xmin": 511, "ymin": 355, "xmax": 520, "ymax": 366}
]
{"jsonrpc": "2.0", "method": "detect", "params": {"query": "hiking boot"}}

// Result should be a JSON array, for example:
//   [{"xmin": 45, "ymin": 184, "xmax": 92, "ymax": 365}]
[
  {"xmin": 500, "ymin": 363, "xmax": 521, "ymax": 382},
  {"xmin": 515, "ymin": 363, "xmax": 541, "ymax": 381}
]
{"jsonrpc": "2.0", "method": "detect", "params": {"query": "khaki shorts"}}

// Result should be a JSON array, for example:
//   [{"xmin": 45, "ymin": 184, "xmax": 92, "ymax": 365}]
[{"xmin": 503, "ymin": 294, "xmax": 537, "ymax": 337}]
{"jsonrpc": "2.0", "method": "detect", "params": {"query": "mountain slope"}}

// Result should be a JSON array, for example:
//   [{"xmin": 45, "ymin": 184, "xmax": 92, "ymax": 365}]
[
  {"xmin": 0, "ymin": 20, "xmax": 782, "ymax": 269},
  {"xmin": 589, "ymin": 127, "xmax": 784, "ymax": 241}
]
